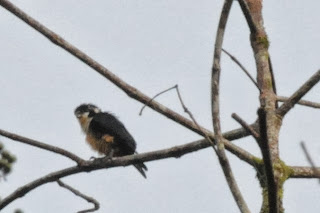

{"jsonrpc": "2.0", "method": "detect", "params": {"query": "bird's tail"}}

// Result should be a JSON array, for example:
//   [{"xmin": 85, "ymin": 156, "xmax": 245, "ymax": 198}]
[{"xmin": 133, "ymin": 163, "xmax": 148, "ymax": 179}]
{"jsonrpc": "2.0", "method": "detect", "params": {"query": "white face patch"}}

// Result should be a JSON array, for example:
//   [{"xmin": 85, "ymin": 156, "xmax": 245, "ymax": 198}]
[
  {"xmin": 93, "ymin": 107, "xmax": 101, "ymax": 113},
  {"xmin": 78, "ymin": 112, "xmax": 92, "ymax": 133},
  {"xmin": 82, "ymin": 112, "xmax": 90, "ymax": 117}
]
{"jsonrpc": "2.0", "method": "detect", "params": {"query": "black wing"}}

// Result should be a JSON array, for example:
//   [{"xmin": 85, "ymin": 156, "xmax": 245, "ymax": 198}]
[{"xmin": 89, "ymin": 112, "xmax": 137, "ymax": 155}]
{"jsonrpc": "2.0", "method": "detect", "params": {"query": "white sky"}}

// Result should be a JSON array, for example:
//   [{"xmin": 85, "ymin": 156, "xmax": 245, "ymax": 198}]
[{"xmin": 1, "ymin": 0, "xmax": 320, "ymax": 212}]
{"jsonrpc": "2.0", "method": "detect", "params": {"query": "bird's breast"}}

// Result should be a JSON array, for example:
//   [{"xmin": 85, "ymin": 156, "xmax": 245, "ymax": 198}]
[
  {"xmin": 86, "ymin": 133, "xmax": 113, "ymax": 155},
  {"xmin": 78, "ymin": 116, "xmax": 92, "ymax": 133}
]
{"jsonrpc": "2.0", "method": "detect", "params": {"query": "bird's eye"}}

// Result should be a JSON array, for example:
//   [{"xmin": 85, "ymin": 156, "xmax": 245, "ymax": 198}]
[{"xmin": 75, "ymin": 111, "xmax": 82, "ymax": 118}]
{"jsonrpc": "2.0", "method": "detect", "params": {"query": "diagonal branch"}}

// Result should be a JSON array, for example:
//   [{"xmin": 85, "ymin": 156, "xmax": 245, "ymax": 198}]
[
  {"xmin": 276, "ymin": 70, "xmax": 320, "ymax": 117},
  {"xmin": 140, "ymin": 84, "xmax": 217, "ymax": 153},
  {"xmin": 300, "ymin": 142, "xmax": 320, "ymax": 184},
  {"xmin": 222, "ymin": 48, "xmax": 259, "ymax": 90},
  {"xmin": 0, "ymin": 0, "xmax": 255, "ymax": 165},
  {"xmin": 231, "ymin": 113, "xmax": 259, "ymax": 141},
  {"xmin": 211, "ymin": 1, "xmax": 250, "ymax": 212},
  {"xmin": 139, "ymin": 85, "xmax": 177, "ymax": 116},
  {"xmin": 174, "ymin": 85, "xmax": 217, "ymax": 153},
  {"xmin": 57, "ymin": 180, "xmax": 100, "ymax": 213},
  {"xmin": 277, "ymin": 96, "xmax": 320, "ymax": 109},
  {"xmin": 237, "ymin": 0, "xmax": 257, "ymax": 33},
  {"xmin": 219, "ymin": 50, "xmax": 320, "ymax": 111},
  {"xmin": 139, "ymin": 84, "xmax": 218, "ymax": 154},
  {"xmin": 0, "ymin": 129, "xmax": 84, "ymax": 164},
  {"xmin": 0, "ymin": 165, "xmax": 82, "ymax": 210}
]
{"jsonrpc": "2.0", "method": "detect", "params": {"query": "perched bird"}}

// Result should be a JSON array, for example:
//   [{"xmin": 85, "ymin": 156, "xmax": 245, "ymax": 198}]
[{"xmin": 74, "ymin": 103, "xmax": 147, "ymax": 178}]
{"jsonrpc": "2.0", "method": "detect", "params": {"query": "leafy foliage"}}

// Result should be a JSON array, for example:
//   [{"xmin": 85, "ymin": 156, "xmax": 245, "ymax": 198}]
[{"xmin": 0, "ymin": 143, "xmax": 16, "ymax": 180}]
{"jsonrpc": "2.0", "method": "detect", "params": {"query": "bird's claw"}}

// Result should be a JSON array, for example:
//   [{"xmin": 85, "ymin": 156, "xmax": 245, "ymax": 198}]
[
  {"xmin": 104, "ymin": 155, "xmax": 113, "ymax": 162},
  {"xmin": 104, "ymin": 150, "xmax": 114, "ymax": 161},
  {"xmin": 89, "ymin": 156, "xmax": 106, "ymax": 164},
  {"xmin": 89, "ymin": 156, "xmax": 97, "ymax": 161}
]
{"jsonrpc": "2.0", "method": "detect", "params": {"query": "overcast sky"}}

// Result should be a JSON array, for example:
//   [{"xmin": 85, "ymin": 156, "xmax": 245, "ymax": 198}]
[{"xmin": 1, "ymin": 0, "xmax": 320, "ymax": 212}]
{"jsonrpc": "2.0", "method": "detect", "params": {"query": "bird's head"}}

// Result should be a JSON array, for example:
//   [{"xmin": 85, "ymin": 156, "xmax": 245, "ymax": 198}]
[
  {"xmin": 74, "ymin": 104, "xmax": 101, "ymax": 133},
  {"xmin": 74, "ymin": 104, "xmax": 101, "ymax": 119}
]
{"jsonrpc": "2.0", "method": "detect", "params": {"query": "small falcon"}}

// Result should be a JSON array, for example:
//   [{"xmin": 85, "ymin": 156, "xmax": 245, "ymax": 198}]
[{"xmin": 74, "ymin": 103, "xmax": 147, "ymax": 178}]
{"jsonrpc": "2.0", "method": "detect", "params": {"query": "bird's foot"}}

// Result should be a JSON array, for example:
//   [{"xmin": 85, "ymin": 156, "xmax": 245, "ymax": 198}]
[
  {"xmin": 103, "ymin": 155, "xmax": 113, "ymax": 162},
  {"xmin": 89, "ymin": 156, "xmax": 97, "ymax": 161},
  {"xmin": 89, "ymin": 156, "xmax": 106, "ymax": 164},
  {"xmin": 103, "ymin": 150, "xmax": 114, "ymax": 161}
]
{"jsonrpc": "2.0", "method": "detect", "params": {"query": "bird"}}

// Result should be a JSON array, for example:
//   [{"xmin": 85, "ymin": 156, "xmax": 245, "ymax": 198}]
[{"xmin": 74, "ymin": 103, "xmax": 147, "ymax": 178}]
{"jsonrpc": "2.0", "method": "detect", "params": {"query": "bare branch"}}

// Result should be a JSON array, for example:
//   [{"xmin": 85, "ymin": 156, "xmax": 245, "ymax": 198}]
[
  {"xmin": 0, "ymin": 166, "xmax": 81, "ymax": 210},
  {"xmin": 141, "ymin": 84, "xmax": 216, "ymax": 152},
  {"xmin": 258, "ymin": 108, "xmax": 278, "ymax": 213},
  {"xmin": 174, "ymin": 85, "xmax": 217, "ymax": 153},
  {"xmin": 290, "ymin": 166, "xmax": 320, "ymax": 179},
  {"xmin": 139, "ymin": 84, "xmax": 217, "ymax": 153},
  {"xmin": 276, "ymin": 70, "xmax": 320, "ymax": 117},
  {"xmin": 211, "ymin": 1, "xmax": 251, "ymax": 212},
  {"xmin": 0, "ymin": 129, "xmax": 84, "ymax": 164},
  {"xmin": 231, "ymin": 113, "xmax": 259, "ymax": 141},
  {"xmin": 300, "ymin": 142, "xmax": 320, "ymax": 183},
  {"xmin": 0, "ymin": 0, "xmax": 255, "ymax": 165},
  {"xmin": 277, "ymin": 96, "xmax": 320, "ymax": 109},
  {"xmin": 0, "ymin": 135, "xmax": 259, "ymax": 210},
  {"xmin": 139, "ymin": 85, "xmax": 177, "ymax": 116},
  {"xmin": 222, "ymin": 48, "xmax": 259, "ymax": 90},
  {"xmin": 57, "ymin": 180, "xmax": 100, "ymax": 213}
]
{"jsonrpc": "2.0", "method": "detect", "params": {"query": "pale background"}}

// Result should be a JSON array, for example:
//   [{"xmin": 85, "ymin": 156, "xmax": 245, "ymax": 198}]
[{"xmin": 0, "ymin": 0, "xmax": 319, "ymax": 212}]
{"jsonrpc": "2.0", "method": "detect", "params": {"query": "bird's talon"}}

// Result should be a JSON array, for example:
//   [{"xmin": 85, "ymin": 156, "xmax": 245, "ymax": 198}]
[{"xmin": 103, "ymin": 155, "xmax": 113, "ymax": 161}]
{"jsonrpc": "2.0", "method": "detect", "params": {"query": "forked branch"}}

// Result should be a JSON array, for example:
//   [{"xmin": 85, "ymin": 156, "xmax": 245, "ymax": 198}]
[
  {"xmin": 277, "ymin": 70, "xmax": 320, "ymax": 117},
  {"xmin": 57, "ymin": 180, "xmax": 100, "ymax": 213}
]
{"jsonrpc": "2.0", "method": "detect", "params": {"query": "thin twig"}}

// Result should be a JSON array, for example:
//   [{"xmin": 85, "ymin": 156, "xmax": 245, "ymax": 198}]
[
  {"xmin": 268, "ymin": 57, "xmax": 278, "ymax": 108},
  {"xmin": 0, "ymin": 135, "xmax": 260, "ymax": 210},
  {"xmin": 139, "ymin": 85, "xmax": 178, "ymax": 116},
  {"xmin": 141, "ymin": 83, "xmax": 218, "ymax": 151},
  {"xmin": 174, "ymin": 85, "xmax": 217, "ymax": 153},
  {"xmin": 211, "ymin": 1, "xmax": 251, "ymax": 213},
  {"xmin": 57, "ymin": 180, "xmax": 100, "ymax": 213},
  {"xmin": 231, "ymin": 113, "xmax": 259, "ymax": 140},
  {"xmin": 0, "ymin": 0, "xmax": 255, "ymax": 165},
  {"xmin": 222, "ymin": 48, "xmax": 259, "ymax": 90},
  {"xmin": 0, "ymin": 129, "xmax": 84, "ymax": 164},
  {"xmin": 139, "ymin": 83, "xmax": 217, "ymax": 150},
  {"xmin": 141, "ymin": 84, "xmax": 217, "ymax": 152},
  {"xmin": 277, "ymin": 70, "xmax": 320, "ymax": 117},
  {"xmin": 300, "ymin": 142, "xmax": 320, "ymax": 184},
  {"xmin": 277, "ymin": 96, "xmax": 320, "ymax": 109}
]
